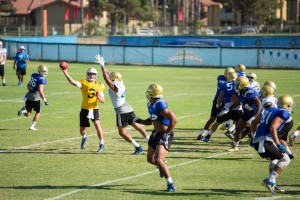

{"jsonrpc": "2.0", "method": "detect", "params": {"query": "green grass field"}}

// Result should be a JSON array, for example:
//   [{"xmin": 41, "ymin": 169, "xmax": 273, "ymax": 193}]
[{"xmin": 0, "ymin": 60, "xmax": 300, "ymax": 200}]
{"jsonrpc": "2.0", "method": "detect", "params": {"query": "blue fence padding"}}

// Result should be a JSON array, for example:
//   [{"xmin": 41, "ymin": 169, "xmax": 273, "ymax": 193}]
[
  {"xmin": 3, "ymin": 36, "xmax": 78, "ymax": 44},
  {"xmin": 259, "ymin": 48, "xmax": 299, "ymax": 68},
  {"xmin": 108, "ymin": 36, "xmax": 300, "ymax": 47},
  {"xmin": 2, "ymin": 40, "xmax": 300, "ymax": 68},
  {"xmin": 125, "ymin": 47, "xmax": 152, "ymax": 65},
  {"xmin": 221, "ymin": 48, "xmax": 258, "ymax": 68},
  {"xmin": 164, "ymin": 39, "xmax": 234, "ymax": 47},
  {"xmin": 77, "ymin": 45, "xmax": 101, "ymax": 63}
]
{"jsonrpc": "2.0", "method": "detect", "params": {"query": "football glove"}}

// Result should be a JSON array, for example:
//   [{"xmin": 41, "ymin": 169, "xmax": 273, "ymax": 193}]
[
  {"xmin": 94, "ymin": 54, "xmax": 105, "ymax": 68},
  {"xmin": 246, "ymin": 116, "xmax": 255, "ymax": 127},
  {"xmin": 128, "ymin": 116, "xmax": 143, "ymax": 124},
  {"xmin": 218, "ymin": 108, "xmax": 229, "ymax": 116},
  {"xmin": 277, "ymin": 144, "xmax": 286, "ymax": 153},
  {"xmin": 43, "ymin": 98, "xmax": 49, "ymax": 106}
]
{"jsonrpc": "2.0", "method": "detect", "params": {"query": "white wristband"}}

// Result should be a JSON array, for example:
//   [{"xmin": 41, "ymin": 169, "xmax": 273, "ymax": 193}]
[{"xmin": 43, "ymin": 98, "xmax": 47, "ymax": 102}]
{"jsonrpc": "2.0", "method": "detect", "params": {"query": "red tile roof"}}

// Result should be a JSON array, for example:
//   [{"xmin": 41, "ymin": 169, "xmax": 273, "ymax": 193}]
[{"xmin": 12, "ymin": 0, "xmax": 80, "ymax": 15}]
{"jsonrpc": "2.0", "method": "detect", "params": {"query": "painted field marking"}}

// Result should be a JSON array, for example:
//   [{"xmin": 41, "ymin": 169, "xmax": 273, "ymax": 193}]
[{"xmin": 44, "ymin": 147, "xmax": 251, "ymax": 200}]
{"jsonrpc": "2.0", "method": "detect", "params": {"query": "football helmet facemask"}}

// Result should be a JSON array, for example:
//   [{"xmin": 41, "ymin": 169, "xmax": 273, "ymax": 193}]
[
  {"xmin": 86, "ymin": 68, "xmax": 98, "ymax": 81},
  {"xmin": 260, "ymin": 85, "xmax": 275, "ymax": 99},
  {"xmin": 224, "ymin": 67, "xmax": 235, "ymax": 76},
  {"xmin": 226, "ymin": 71, "xmax": 237, "ymax": 82},
  {"xmin": 263, "ymin": 81, "xmax": 277, "ymax": 91},
  {"xmin": 247, "ymin": 72, "xmax": 257, "ymax": 81},
  {"xmin": 235, "ymin": 76, "xmax": 250, "ymax": 91},
  {"xmin": 38, "ymin": 65, "xmax": 48, "ymax": 77},
  {"xmin": 110, "ymin": 71, "xmax": 122, "ymax": 82},
  {"xmin": 145, "ymin": 84, "xmax": 163, "ymax": 101},
  {"xmin": 235, "ymin": 64, "xmax": 246, "ymax": 72},
  {"xmin": 277, "ymin": 95, "xmax": 294, "ymax": 113}
]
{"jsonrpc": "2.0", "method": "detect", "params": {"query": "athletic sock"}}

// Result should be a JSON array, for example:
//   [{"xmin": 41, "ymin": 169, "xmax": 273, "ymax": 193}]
[{"xmin": 131, "ymin": 140, "xmax": 139, "ymax": 148}]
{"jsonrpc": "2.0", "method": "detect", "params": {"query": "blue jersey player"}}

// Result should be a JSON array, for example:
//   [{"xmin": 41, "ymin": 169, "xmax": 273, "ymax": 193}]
[
  {"xmin": 229, "ymin": 76, "xmax": 262, "ymax": 151},
  {"xmin": 202, "ymin": 71, "xmax": 242, "ymax": 142},
  {"xmin": 134, "ymin": 84, "xmax": 177, "ymax": 192},
  {"xmin": 13, "ymin": 46, "xmax": 29, "ymax": 86},
  {"xmin": 197, "ymin": 67, "xmax": 235, "ymax": 140},
  {"xmin": 17, "ymin": 65, "xmax": 49, "ymax": 130},
  {"xmin": 253, "ymin": 95, "xmax": 294, "ymax": 195}
]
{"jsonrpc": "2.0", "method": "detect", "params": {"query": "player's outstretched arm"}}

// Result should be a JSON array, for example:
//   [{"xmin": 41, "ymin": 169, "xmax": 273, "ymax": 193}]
[{"xmin": 62, "ymin": 69, "xmax": 81, "ymax": 88}]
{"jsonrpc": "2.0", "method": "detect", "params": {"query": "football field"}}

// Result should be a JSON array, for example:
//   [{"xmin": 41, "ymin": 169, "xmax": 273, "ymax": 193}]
[{"xmin": 0, "ymin": 60, "xmax": 300, "ymax": 200}]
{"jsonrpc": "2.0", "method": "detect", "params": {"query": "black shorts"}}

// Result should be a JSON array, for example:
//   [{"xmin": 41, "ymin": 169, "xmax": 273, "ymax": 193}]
[
  {"xmin": 210, "ymin": 98, "xmax": 224, "ymax": 118},
  {"xmin": 16, "ymin": 67, "xmax": 26, "ymax": 76},
  {"xmin": 116, "ymin": 111, "xmax": 136, "ymax": 127},
  {"xmin": 26, "ymin": 99, "xmax": 41, "ymax": 113},
  {"xmin": 0, "ymin": 65, "xmax": 5, "ymax": 76},
  {"xmin": 253, "ymin": 141, "xmax": 284, "ymax": 161},
  {"xmin": 278, "ymin": 119, "xmax": 294, "ymax": 141},
  {"xmin": 148, "ymin": 131, "xmax": 174, "ymax": 151},
  {"xmin": 80, "ymin": 109, "xmax": 100, "ymax": 127},
  {"xmin": 216, "ymin": 110, "xmax": 242, "ymax": 124}
]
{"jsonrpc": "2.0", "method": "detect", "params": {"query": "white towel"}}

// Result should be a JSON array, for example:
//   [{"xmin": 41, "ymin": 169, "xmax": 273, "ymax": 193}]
[{"xmin": 87, "ymin": 110, "xmax": 94, "ymax": 119}]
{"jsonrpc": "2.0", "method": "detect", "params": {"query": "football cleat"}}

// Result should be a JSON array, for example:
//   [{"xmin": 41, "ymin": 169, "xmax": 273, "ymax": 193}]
[
  {"xmin": 81, "ymin": 137, "xmax": 87, "ymax": 149},
  {"xmin": 289, "ymin": 135, "xmax": 295, "ymax": 146},
  {"xmin": 228, "ymin": 146, "xmax": 239, "ymax": 152},
  {"xmin": 288, "ymin": 153, "xmax": 295, "ymax": 159},
  {"xmin": 262, "ymin": 179, "xmax": 276, "ymax": 195},
  {"xmin": 273, "ymin": 184, "xmax": 285, "ymax": 194},
  {"xmin": 3, "ymin": 83, "xmax": 6, "ymax": 86},
  {"xmin": 96, "ymin": 144, "xmax": 106, "ymax": 152},
  {"xmin": 203, "ymin": 135, "xmax": 211, "ymax": 143},
  {"xmin": 196, "ymin": 134, "xmax": 204, "ymax": 140},
  {"xmin": 224, "ymin": 130, "xmax": 234, "ymax": 140},
  {"xmin": 133, "ymin": 146, "xmax": 144, "ymax": 154},
  {"xmin": 29, "ymin": 127, "xmax": 38, "ymax": 131},
  {"xmin": 18, "ymin": 106, "xmax": 26, "ymax": 116},
  {"xmin": 167, "ymin": 182, "xmax": 176, "ymax": 192}
]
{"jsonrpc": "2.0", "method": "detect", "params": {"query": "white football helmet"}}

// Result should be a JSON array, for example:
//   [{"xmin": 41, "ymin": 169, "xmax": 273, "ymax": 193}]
[
  {"xmin": 145, "ymin": 84, "xmax": 163, "ymax": 100},
  {"xmin": 38, "ymin": 65, "xmax": 48, "ymax": 77},
  {"xmin": 0, "ymin": 41, "xmax": 3, "ymax": 48},
  {"xmin": 86, "ymin": 68, "xmax": 98, "ymax": 81}
]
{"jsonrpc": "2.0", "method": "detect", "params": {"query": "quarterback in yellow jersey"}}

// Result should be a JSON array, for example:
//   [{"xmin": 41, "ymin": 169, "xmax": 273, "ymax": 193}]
[
  {"xmin": 80, "ymin": 79, "xmax": 105, "ymax": 110},
  {"xmin": 62, "ymin": 67, "xmax": 106, "ymax": 152}
]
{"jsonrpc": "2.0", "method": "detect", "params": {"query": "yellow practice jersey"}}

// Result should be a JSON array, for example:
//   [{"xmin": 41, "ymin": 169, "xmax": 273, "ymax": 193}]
[{"xmin": 80, "ymin": 79, "xmax": 105, "ymax": 110}]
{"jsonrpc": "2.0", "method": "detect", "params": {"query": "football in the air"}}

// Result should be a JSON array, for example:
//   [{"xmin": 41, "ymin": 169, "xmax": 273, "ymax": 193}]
[{"xmin": 59, "ymin": 61, "xmax": 68, "ymax": 70}]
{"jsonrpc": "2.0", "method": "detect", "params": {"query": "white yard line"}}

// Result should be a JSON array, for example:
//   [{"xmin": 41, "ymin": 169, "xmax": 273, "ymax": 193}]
[
  {"xmin": 45, "ymin": 148, "xmax": 250, "ymax": 200},
  {"xmin": 255, "ymin": 196, "xmax": 295, "ymax": 200}
]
